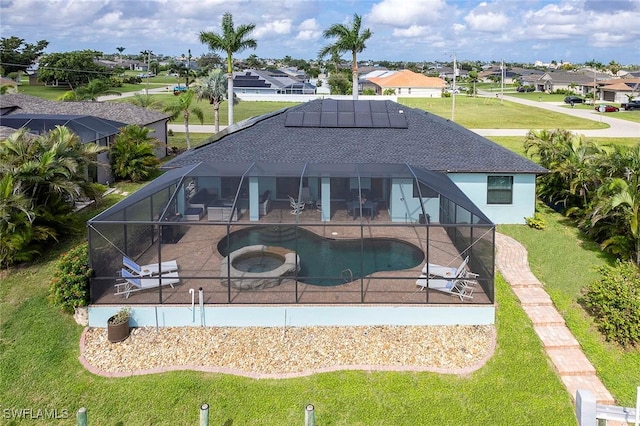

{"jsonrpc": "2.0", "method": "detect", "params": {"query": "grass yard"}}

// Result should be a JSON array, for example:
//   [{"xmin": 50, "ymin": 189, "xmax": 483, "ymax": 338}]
[
  {"xmin": 487, "ymin": 136, "xmax": 640, "ymax": 157},
  {"xmin": 500, "ymin": 203, "xmax": 640, "ymax": 407},
  {"xmin": 398, "ymin": 97, "xmax": 609, "ymax": 130},
  {"xmin": 0, "ymin": 199, "xmax": 576, "ymax": 423}
]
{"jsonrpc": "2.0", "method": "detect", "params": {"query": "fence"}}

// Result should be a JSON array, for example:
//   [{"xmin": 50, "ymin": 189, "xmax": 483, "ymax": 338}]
[{"xmin": 576, "ymin": 388, "xmax": 639, "ymax": 426}]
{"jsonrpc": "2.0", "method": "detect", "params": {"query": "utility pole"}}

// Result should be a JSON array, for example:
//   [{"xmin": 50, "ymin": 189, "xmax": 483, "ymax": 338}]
[
  {"xmin": 451, "ymin": 53, "xmax": 457, "ymax": 122},
  {"xmin": 500, "ymin": 59, "xmax": 504, "ymax": 104}
]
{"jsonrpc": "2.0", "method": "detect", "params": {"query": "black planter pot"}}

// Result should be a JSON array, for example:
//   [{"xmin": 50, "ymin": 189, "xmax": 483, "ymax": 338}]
[{"xmin": 107, "ymin": 316, "xmax": 130, "ymax": 343}]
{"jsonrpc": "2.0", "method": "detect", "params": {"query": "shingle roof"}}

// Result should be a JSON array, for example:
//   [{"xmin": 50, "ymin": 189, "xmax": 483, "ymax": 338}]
[
  {"xmin": 0, "ymin": 93, "xmax": 170, "ymax": 126},
  {"xmin": 163, "ymin": 99, "xmax": 546, "ymax": 174}
]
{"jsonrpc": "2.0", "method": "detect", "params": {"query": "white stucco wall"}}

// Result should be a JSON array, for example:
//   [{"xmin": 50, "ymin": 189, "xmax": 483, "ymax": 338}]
[{"xmin": 448, "ymin": 173, "xmax": 537, "ymax": 224}]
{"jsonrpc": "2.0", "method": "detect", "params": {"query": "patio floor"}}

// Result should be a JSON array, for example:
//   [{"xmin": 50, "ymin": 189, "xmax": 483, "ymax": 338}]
[{"xmin": 92, "ymin": 202, "xmax": 492, "ymax": 306}]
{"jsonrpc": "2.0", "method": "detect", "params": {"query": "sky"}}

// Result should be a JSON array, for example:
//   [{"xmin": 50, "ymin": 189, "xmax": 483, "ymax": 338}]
[{"xmin": 1, "ymin": 0, "xmax": 639, "ymax": 66}]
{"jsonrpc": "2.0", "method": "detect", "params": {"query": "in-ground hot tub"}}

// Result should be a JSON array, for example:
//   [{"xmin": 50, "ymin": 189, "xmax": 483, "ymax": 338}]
[{"xmin": 220, "ymin": 245, "xmax": 300, "ymax": 290}]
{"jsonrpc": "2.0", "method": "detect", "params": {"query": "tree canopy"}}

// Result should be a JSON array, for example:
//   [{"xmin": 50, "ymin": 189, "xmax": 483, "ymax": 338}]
[
  {"xmin": 0, "ymin": 36, "xmax": 49, "ymax": 75},
  {"xmin": 37, "ymin": 50, "xmax": 109, "ymax": 88}
]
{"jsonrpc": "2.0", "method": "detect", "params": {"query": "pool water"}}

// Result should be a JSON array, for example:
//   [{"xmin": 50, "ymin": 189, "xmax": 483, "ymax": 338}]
[{"xmin": 218, "ymin": 226, "xmax": 424, "ymax": 286}]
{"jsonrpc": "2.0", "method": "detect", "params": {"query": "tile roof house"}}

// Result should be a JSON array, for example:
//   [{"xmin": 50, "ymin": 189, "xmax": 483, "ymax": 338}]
[
  {"xmin": 364, "ymin": 70, "xmax": 447, "ymax": 97},
  {"xmin": 597, "ymin": 78, "xmax": 640, "ymax": 103},
  {"xmin": 0, "ymin": 93, "xmax": 171, "ymax": 184}
]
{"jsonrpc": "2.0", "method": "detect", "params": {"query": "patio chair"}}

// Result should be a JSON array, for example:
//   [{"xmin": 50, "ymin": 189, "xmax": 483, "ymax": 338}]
[
  {"xmin": 289, "ymin": 195, "xmax": 305, "ymax": 215},
  {"xmin": 115, "ymin": 268, "xmax": 181, "ymax": 299},
  {"xmin": 415, "ymin": 276, "xmax": 474, "ymax": 301},
  {"xmin": 123, "ymin": 255, "xmax": 179, "ymax": 276},
  {"xmin": 421, "ymin": 256, "xmax": 478, "ymax": 280}
]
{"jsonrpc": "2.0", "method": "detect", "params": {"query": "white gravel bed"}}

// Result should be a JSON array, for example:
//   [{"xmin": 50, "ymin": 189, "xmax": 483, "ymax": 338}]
[{"xmin": 82, "ymin": 325, "xmax": 495, "ymax": 377}]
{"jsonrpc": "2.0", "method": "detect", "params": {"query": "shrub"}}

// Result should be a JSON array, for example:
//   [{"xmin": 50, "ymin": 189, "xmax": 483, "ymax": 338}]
[
  {"xmin": 48, "ymin": 242, "xmax": 92, "ymax": 314},
  {"xmin": 525, "ymin": 213, "xmax": 546, "ymax": 230},
  {"xmin": 580, "ymin": 261, "xmax": 640, "ymax": 347}
]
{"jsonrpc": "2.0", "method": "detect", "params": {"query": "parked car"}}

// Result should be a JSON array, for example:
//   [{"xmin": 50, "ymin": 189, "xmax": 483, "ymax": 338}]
[
  {"xmin": 620, "ymin": 99, "xmax": 640, "ymax": 110},
  {"xmin": 564, "ymin": 96, "xmax": 584, "ymax": 104},
  {"xmin": 594, "ymin": 104, "xmax": 619, "ymax": 113}
]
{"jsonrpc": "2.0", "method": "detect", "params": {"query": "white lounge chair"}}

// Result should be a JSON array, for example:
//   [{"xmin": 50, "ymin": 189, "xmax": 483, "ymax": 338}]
[
  {"xmin": 123, "ymin": 255, "xmax": 179, "ymax": 276},
  {"xmin": 421, "ymin": 256, "xmax": 478, "ymax": 280},
  {"xmin": 115, "ymin": 268, "xmax": 180, "ymax": 298},
  {"xmin": 415, "ymin": 276, "xmax": 474, "ymax": 301}
]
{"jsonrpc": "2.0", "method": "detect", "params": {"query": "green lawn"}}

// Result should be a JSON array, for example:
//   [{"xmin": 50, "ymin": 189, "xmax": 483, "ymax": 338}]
[
  {"xmin": 500, "ymin": 204, "xmax": 640, "ymax": 407},
  {"xmin": 0, "ymin": 201, "xmax": 576, "ymax": 423},
  {"xmin": 398, "ymin": 96, "xmax": 609, "ymax": 130}
]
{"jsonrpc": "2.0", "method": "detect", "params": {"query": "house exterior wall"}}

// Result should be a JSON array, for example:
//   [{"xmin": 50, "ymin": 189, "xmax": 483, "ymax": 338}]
[
  {"xmin": 146, "ymin": 120, "xmax": 168, "ymax": 158},
  {"xmin": 448, "ymin": 173, "xmax": 537, "ymax": 224},
  {"xmin": 89, "ymin": 304, "xmax": 495, "ymax": 327},
  {"xmin": 389, "ymin": 179, "xmax": 439, "ymax": 223}
]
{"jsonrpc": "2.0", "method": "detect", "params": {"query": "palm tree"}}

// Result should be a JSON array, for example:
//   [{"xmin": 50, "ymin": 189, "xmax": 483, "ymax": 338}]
[
  {"xmin": 590, "ymin": 177, "xmax": 640, "ymax": 265},
  {"xmin": 0, "ymin": 126, "xmax": 104, "ymax": 265},
  {"xmin": 191, "ymin": 69, "xmax": 227, "ymax": 133},
  {"xmin": 110, "ymin": 125, "xmax": 159, "ymax": 182},
  {"xmin": 318, "ymin": 13, "xmax": 372, "ymax": 100},
  {"xmin": 128, "ymin": 93, "xmax": 162, "ymax": 110},
  {"xmin": 59, "ymin": 79, "xmax": 121, "ymax": 101},
  {"xmin": 162, "ymin": 90, "xmax": 204, "ymax": 150},
  {"xmin": 199, "ymin": 12, "xmax": 257, "ymax": 126},
  {"xmin": 116, "ymin": 46, "xmax": 125, "ymax": 62}
]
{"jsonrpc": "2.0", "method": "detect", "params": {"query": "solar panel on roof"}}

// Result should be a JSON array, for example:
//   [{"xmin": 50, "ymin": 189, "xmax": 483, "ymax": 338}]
[
  {"xmin": 355, "ymin": 113, "xmax": 373, "ymax": 127},
  {"xmin": 338, "ymin": 101, "xmax": 354, "ymax": 112},
  {"xmin": 338, "ymin": 112, "xmax": 355, "ymax": 127},
  {"xmin": 284, "ymin": 111, "xmax": 304, "ymax": 127},
  {"xmin": 371, "ymin": 112, "xmax": 390, "ymax": 127},
  {"xmin": 321, "ymin": 112, "xmax": 338, "ymax": 127},
  {"xmin": 322, "ymin": 99, "xmax": 338, "ymax": 112},
  {"xmin": 370, "ymin": 102, "xmax": 387, "ymax": 113},
  {"xmin": 303, "ymin": 112, "xmax": 321, "ymax": 127},
  {"xmin": 354, "ymin": 101, "xmax": 371, "ymax": 113},
  {"xmin": 388, "ymin": 113, "xmax": 408, "ymax": 128}
]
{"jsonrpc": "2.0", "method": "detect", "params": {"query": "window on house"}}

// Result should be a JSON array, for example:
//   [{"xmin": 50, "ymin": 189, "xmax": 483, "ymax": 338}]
[
  {"xmin": 408, "ymin": 88, "xmax": 412, "ymax": 94},
  {"xmin": 487, "ymin": 176, "xmax": 513, "ymax": 204},
  {"xmin": 398, "ymin": 88, "xmax": 402, "ymax": 94}
]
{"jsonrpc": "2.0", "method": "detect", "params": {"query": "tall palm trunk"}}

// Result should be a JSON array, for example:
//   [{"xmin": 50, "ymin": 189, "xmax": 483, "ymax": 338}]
[
  {"xmin": 183, "ymin": 112, "xmax": 192, "ymax": 150},
  {"xmin": 227, "ymin": 74, "xmax": 234, "ymax": 125},
  {"xmin": 214, "ymin": 105, "xmax": 220, "ymax": 133},
  {"xmin": 352, "ymin": 52, "xmax": 358, "ymax": 100}
]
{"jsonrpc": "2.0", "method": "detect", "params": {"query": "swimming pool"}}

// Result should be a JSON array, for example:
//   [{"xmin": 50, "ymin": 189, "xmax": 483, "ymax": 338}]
[{"xmin": 217, "ymin": 226, "xmax": 424, "ymax": 286}]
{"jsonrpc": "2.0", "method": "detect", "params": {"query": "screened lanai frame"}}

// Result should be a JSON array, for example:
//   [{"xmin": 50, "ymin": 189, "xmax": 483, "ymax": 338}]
[{"xmin": 88, "ymin": 161, "xmax": 495, "ymax": 306}]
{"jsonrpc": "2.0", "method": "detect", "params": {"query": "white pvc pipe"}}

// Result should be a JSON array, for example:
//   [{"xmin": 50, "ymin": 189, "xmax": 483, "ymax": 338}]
[
  {"xmin": 635, "ymin": 385, "xmax": 639, "ymax": 426},
  {"xmin": 189, "ymin": 289, "xmax": 195, "ymax": 323},
  {"xmin": 199, "ymin": 287, "xmax": 204, "ymax": 327}
]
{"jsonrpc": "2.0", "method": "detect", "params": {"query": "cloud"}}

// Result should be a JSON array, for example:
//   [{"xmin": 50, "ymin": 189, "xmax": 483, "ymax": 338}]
[
  {"xmin": 366, "ymin": 0, "xmax": 446, "ymax": 26},
  {"xmin": 295, "ymin": 18, "xmax": 322, "ymax": 41},
  {"xmin": 392, "ymin": 25, "xmax": 429, "ymax": 38},
  {"xmin": 464, "ymin": 10, "xmax": 509, "ymax": 32},
  {"xmin": 254, "ymin": 18, "xmax": 293, "ymax": 39}
]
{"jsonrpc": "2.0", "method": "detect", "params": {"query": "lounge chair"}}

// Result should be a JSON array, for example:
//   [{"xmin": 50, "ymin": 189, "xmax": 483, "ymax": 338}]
[
  {"xmin": 115, "ymin": 268, "xmax": 180, "ymax": 299},
  {"xmin": 289, "ymin": 195, "xmax": 305, "ymax": 215},
  {"xmin": 123, "ymin": 255, "xmax": 179, "ymax": 276},
  {"xmin": 421, "ymin": 256, "xmax": 478, "ymax": 280},
  {"xmin": 415, "ymin": 276, "xmax": 474, "ymax": 301}
]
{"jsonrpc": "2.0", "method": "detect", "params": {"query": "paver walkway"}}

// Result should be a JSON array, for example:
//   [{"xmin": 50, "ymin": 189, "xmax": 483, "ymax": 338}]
[{"xmin": 495, "ymin": 232, "xmax": 615, "ymax": 405}]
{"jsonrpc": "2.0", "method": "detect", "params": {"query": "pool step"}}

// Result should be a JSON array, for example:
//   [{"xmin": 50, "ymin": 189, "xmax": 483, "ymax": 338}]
[{"xmin": 254, "ymin": 226, "xmax": 299, "ymax": 244}]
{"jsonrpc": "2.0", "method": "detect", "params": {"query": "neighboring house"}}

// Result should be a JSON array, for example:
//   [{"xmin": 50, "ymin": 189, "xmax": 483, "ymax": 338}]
[
  {"xmin": 598, "ymin": 78, "xmax": 640, "ymax": 103},
  {"xmin": 521, "ymin": 70, "xmax": 609, "ymax": 95},
  {"xmin": 233, "ymin": 70, "xmax": 316, "ymax": 95},
  {"xmin": 86, "ymin": 99, "xmax": 546, "ymax": 327},
  {"xmin": 0, "ymin": 93, "xmax": 171, "ymax": 184},
  {"xmin": 364, "ymin": 70, "xmax": 447, "ymax": 97}
]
